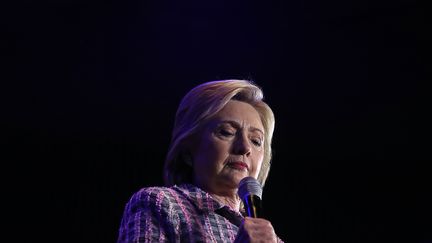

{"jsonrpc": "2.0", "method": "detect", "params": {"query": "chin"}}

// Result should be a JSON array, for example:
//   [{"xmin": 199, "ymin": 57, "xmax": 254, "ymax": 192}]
[
  {"xmin": 220, "ymin": 169, "xmax": 249, "ymax": 187},
  {"xmin": 232, "ymin": 173, "xmax": 249, "ymax": 185}
]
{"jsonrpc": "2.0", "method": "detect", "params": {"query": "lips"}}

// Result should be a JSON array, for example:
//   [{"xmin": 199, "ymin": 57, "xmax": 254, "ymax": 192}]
[{"xmin": 227, "ymin": 161, "xmax": 249, "ymax": 170}]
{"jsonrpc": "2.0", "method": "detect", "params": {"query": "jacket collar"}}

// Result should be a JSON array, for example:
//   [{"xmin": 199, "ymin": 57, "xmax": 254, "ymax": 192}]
[{"xmin": 173, "ymin": 183, "xmax": 244, "ymax": 219}]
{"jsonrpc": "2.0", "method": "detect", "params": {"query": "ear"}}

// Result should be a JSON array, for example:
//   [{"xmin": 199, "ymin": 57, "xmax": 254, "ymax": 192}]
[
  {"xmin": 182, "ymin": 152, "xmax": 193, "ymax": 166},
  {"xmin": 181, "ymin": 133, "xmax": 198, "ymax": 167}
]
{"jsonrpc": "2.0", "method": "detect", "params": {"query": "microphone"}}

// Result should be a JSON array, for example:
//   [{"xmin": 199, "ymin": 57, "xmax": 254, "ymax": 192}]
[{"xmin": 238, "ymin": 176, "xmax": 263, "ymax": 218}]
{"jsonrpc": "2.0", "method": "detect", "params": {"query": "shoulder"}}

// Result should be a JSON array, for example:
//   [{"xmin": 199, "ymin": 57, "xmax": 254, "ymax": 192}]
[
  {"xmin": 118, "ymin": 186, "xmax": 183, "ymax": 242},
  {"xmin": 125, "ymin": 186, "xmax": 183, "ymax": 211},
  {"xmin": 130, "ymin": 186, "xmax": 180, "ymax": 201}
]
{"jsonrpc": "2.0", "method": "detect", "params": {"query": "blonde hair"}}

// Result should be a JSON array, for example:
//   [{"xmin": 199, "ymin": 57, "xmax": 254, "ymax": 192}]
[{"xmin": 163, "ymin": 80, "xmax": 275, "ymax": 187}]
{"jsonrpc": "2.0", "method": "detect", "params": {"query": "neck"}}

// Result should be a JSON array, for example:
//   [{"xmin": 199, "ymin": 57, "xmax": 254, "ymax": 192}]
[
  {"xmin": 209, "ymin": 192, "xmax": 241, "ymax": 212},
  {"xmin": 192, "ymin": 180, "xmax": 242, "ymax": 212}
]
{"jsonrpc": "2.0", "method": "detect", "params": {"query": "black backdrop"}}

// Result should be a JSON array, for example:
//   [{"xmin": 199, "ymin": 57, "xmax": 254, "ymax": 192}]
[{"xmin": 2, "ymin": 0, "xmax": 431, "ymax": 242}]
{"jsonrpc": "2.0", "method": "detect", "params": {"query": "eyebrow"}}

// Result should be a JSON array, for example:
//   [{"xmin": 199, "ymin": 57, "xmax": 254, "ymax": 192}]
[{"xmin": 219, "ymin": 120, "xmax": 264, "ymax": 136}]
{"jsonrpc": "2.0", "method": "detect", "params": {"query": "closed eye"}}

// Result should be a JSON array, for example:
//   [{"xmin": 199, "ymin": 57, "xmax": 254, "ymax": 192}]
[
  {"xmin": 251, "ymin": 138, "xmax": 262, "ymax": 147},
  {"xmin": 219, "ymin": 129, "xmax": 235, "ymax": 137}
]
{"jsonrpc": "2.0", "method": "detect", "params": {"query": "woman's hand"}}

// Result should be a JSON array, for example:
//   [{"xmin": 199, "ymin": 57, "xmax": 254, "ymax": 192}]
[{"xmin": 234, "ymin": 217, "xmax": 278, "ymax": 243}]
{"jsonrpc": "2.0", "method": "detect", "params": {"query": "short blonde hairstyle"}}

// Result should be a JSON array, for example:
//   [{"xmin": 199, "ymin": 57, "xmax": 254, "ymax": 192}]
[{"xmin": 163, "ymin": 80, "xmax": 275, "ymax": 187}]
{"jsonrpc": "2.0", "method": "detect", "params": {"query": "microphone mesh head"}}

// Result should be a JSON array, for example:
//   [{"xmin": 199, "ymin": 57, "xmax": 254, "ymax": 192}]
[{"xmin": 238, "ymin": 176, "xmax": 263, "ymax": 199}]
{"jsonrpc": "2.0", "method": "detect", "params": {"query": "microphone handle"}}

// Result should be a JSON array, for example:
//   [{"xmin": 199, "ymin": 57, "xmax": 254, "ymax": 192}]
[{"xmin": 243, "ymin": 194, "xmax": 262, "ymax": 218}]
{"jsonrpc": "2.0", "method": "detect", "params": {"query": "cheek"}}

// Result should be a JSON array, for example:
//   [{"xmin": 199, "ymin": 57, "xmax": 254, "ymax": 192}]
[
  {"xmin": 251, "ymin": 152, "xmax": 265, "ymax": 176},
  {"xmin": 195, "ymin": 136, "xmax": 227, "ymax": 165},
  {"xmin": 205, "ymin": 138, "xmax": 228, "ymax": 161}
]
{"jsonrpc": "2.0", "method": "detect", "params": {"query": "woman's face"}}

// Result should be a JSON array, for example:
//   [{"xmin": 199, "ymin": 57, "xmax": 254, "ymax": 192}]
[{"xmin": 189, "ymin": 100, "xmax": 265, "ymax": 195}]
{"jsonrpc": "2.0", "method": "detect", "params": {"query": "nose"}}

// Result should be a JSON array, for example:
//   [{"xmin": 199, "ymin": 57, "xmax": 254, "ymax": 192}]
[{"xmin": 232, "ymin": 132, "xmax": 252, "ymax": 156}]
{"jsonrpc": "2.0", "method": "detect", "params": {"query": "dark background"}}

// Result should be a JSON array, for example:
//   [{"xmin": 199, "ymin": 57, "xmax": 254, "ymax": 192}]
[{"xmin": 2, "ymin": 0, "xmax": 431, "ymax": 242}]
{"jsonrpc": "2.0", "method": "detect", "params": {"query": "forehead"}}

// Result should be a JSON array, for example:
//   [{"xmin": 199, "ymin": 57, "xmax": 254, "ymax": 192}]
[{"xmin": 212, "ymin": 100, "xmax": 264, "ymax": 131}]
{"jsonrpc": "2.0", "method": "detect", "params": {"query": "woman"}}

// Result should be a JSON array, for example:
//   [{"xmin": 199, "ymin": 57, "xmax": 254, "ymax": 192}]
[{"xmin": 117, "ymin": 80, "xmax": 283, "ymax": 242}]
